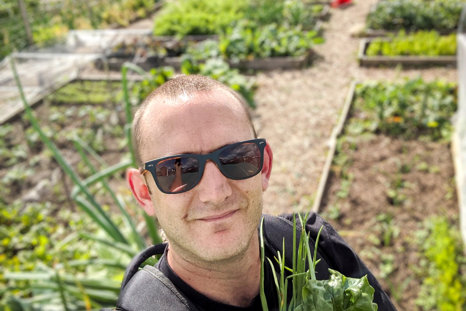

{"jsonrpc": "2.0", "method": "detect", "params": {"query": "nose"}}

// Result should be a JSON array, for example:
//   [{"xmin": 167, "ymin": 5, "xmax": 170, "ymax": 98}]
[{"xmin": 197, "ymin": 161, "xmax": 232, "ymax": 204}]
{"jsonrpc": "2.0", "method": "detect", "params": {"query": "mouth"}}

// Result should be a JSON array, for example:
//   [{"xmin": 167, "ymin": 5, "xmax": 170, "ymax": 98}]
[{"xmin": 198, "ymin": 210, "xmax": 238, "ymax": 222}]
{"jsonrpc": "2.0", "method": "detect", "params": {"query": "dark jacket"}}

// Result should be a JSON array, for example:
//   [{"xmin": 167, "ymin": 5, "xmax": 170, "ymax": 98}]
[{"xmin": 115, "ymin": 213, "xmax": 397, "ymax": 311}]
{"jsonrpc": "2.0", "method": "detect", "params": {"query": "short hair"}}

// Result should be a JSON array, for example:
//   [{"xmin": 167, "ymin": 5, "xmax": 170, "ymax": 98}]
[{"xmin": 132, "ymin": 74, "xmax": 256, "ymax": 167}]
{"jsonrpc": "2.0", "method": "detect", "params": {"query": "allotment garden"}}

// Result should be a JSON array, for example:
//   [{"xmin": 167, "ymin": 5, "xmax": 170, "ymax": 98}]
[{"xmin": 1, "ymin": 0, "xmax": 465, "ymax": 310}]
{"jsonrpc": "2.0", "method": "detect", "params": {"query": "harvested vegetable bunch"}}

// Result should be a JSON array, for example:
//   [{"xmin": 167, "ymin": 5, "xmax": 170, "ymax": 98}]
[{"xmin": 259, "ymin": 216, "xmax": 378, "ymax": 311}]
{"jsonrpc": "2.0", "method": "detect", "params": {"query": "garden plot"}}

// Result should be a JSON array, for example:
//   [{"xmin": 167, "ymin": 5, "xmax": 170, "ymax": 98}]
[
  {"xmin": 358, "ymin": 32, "xmax": 457, "ymax": 67},
  {"xmin": 94, "ymin": 30, "xmax": 322, "ymax": 72},
  {"xmin": 0, "ymin": 81, "xmax": 129, "ymax": 208},
  {"xmin": 94, "ymin": 0, "xmax": 328, "ymax": 72},
  {"xmin": 320, "ymin": 79, "xmax": 464, "ymax": 310},
  {"xmin": 362, "ymin": 0, "xmax": 463, "ymax": 36},
  {"xmin": 94, "ymin": 35, "xmax": 217, "ymax": 71}
]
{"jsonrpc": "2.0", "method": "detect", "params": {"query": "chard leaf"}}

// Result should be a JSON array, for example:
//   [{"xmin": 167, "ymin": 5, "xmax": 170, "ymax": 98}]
[
  {"xmin": 327, "ymin": 269, "xmax": 378, "ymax": 311},
  {"xmin": 296, "ymin": 269, "xmax": 378, "ymax": 311},
  {"xmin": 298, "ymin": 279, "xmax": 333, "ymax": 311}
]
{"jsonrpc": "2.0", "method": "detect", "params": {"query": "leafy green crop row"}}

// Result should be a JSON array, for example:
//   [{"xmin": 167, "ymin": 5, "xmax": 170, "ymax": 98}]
[
  {"xmin": 416, "ymin": 217, "xmax": 466, "ymax": 310},
  {"xmin": 220, "ymin": 22, "xmax": 323, "ymax": 61},
  {"xmin": 366, "ymin": 31, "xmax": 457, "ymax": 56},
  {"xmin": 353, "ymin": 78, "xmax": 457, "ymax": 141},
  {"xmin": 153, "ymin": 0, "xmax": 247, "ymax": 36},
  {"xmin": 153, "ymin": 0, "xmax": 324, "ymax": 37},
  {"xmin": 366, "ymin": 0, "xmax": 464, "ymax": 33}
]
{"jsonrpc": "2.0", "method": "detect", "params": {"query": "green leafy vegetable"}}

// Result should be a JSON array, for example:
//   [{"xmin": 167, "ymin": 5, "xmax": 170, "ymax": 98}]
[
  {"xmin": 260, "ymin": 215, "xmax": 378, "ymax": 311},
  {"xmin": 366, "ymin": 31, "xmax": 457, "ymax": 56},
  {"xmin": 416, "ymin": 217, "xmax": 466, "ymax": 310},
  {"xmin": 298, "ymin": 269, "xmax": 377, "ymax": 311},
  {"xmin": 153, "ymin": 0, "xmax": 247, "ymax": 36},
  {"xmin": 219, "ymin": 22, "xmax": 322, "ymax": 61},
  {"xmin": 366, "ymin": 0, "xmax": 463, "ymax": 32},
  {"xmin": 353, "ymin": 78, "xmax": 457, "ymax": 140}
]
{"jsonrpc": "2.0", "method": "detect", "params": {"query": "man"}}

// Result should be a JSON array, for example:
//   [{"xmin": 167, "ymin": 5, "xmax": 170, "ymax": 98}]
[{"xmin": 118, "ymin": 75, "xmax": 396, "ymax": 310}]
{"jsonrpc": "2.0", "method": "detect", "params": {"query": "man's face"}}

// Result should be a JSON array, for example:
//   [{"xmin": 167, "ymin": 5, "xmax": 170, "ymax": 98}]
[{"xmin": 140, "ymin": 89, "xmax": 264, "ymax": 264}]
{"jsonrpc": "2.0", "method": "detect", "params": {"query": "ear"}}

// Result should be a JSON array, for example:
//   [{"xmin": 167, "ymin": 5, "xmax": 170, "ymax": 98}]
[
  {"xmin": 126, "ymin": 168, "xmax": 156, "ymax": 216},
  {"xmin": 261, "ymin": 143, "xmax": 273, "ymax": 191}
]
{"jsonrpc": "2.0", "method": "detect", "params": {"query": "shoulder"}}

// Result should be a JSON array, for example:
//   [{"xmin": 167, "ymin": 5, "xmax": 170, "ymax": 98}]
[{"xmin": 117, "ymin": 265, "xmax": 198, "ymax": 311}]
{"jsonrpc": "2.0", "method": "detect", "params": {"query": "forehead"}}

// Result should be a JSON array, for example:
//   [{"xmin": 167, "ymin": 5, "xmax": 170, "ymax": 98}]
[{"xmin": 139, "ymin": 89, "xmax": 254, "ymax": 160}]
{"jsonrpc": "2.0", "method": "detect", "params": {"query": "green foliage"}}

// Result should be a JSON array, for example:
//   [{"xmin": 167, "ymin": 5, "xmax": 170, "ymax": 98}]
[
  {"xmin": 47, "ymin": 81, "xmax": 121, "ymax": 105},
  {"xmin": 152, "ymin": 0, "xmax": 323, "ymax": 37},
  {"xmin": 153, "ymin": 0, "xmax": 248, "ymax": 36},
  {"xmin": 259, "ymin": 216, "xmax": 378, "ymax": 311},
  {"xmin": 366, "ymin": 31, "xmax": 457, "ymax": 56},
  {"xmin": 416, "ymin": 217, "xmax": 466, "ymax": 311},
  {"xmin": 130, "ymin": 67, "xmax": 174, "ymax": 103},
  {"xmin": 1, "ymin": 0, "xmax": 158, "ymax": 59},
  {"xmin": 181, "ymin": 41, "xmax": 257, "ymax": 108},
  {"xmin": 0, "ymin": 201, "xmax": 118, "ymax": 310},
  {"xmin": 219, "ymin": 21, "xmax": 322, "ymax": 61},
  {"xmin": 353, "ymin": 78, "xmax": 457, "ymax": 140},
  {"xmin": 150, "ymin": 0, "xmax": 324, "ymax": 67},
  {"xmin": 0, "ymin": 124, "xmax": 27, "ymax": 168},
  {"xmin": 366, "ymin": 0, "xmax": 463, "ymax": 32},
  {"xmin": 298, "ymin": 270, "xmax": 378, "ymax": 311},
  {"xmin": 243, "ymin": 0, "xmax": 321, "ymax": 29},
  {"xmin": 283, "ymin": 1, "xmax": 323, "ymax": 30}
]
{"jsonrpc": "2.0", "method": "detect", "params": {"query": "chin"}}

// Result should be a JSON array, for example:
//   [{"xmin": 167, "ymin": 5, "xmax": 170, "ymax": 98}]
[{"xmin": 196, "ymin": 229, "xmax": 255, "ymax": 263}]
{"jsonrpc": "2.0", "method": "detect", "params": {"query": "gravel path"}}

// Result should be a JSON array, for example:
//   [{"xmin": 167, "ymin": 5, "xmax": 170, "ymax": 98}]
[{"xmin": 256, "ymin": 0, "xmax": 458, "ymax": 215}]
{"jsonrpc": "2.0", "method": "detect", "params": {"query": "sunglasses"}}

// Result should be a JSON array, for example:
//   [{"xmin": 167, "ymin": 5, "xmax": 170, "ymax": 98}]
[{"xmin": 141, "ymin": 138, "xmax": 266, "ymax": 194}]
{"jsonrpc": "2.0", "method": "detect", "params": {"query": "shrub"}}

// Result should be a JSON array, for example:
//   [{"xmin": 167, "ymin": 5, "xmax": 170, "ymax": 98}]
[{"xmin": 366, "ymin": 0, "xmax": 463, "ymax": 33}]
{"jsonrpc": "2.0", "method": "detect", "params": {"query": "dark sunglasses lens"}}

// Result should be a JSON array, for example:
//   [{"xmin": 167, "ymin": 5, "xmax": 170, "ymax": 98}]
[
  {"xmin": 219, "ymin": 142, "xmax": 262, "ymax": 180},
  {"xmin": 155, "ymin": 157, "xmax": 200, "ymax": 193}
]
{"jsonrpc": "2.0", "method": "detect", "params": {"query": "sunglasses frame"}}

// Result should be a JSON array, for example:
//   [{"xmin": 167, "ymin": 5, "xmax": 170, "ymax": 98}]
[{"xmin": 140, "ymin": 138, "xmax": 267, "ymax": 194}]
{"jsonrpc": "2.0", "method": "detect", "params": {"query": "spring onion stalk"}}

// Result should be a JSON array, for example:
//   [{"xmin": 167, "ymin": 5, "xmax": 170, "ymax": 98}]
[{"xmin": 10, "ymin": 58, "xmax": 128, "ymax": 244}]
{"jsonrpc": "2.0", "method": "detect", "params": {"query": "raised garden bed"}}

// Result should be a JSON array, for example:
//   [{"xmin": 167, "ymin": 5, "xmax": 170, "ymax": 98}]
[
  {"xmin": 228, "ymin": 49, "xmax": 315, "ymax": 71},
  {"xmin": 315, "ymin": 79, "xmax": 464, "ymax": 310},
  {"xmin": 358, "ymin": 38, "xmax": 457, "ymax": 67},
  {"xmin": 94, "ymin": 35, "xmax": 217, "ymax": 71},
  {"xmin": 95, "ymin": 40, "xmax": 318, "ymax": 72},
  {"xmin": 364, "ymin": 0, "xmax": 463, "ymax": 35},
  {"xmin": 354, "ymin": 27, "xmax": 457, "ymax": 38},
  {"xmin": 0, "ymin": 80, "xmax": 128, "ymax": 208}
]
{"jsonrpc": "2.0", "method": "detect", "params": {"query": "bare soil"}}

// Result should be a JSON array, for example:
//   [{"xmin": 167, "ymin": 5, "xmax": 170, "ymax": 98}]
[
  {"xmin": 321, "ymin": 131, "xmax": 458, "ymax": 310},
  {"xmin": 253, "ymin": 0, "xmax": 457, "ymax": 215}
]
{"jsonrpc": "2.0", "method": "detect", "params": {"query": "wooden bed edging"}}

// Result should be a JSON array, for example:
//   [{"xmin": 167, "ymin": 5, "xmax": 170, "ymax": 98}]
[{"xmin": 312, "ymin": 81, "xmax": 357, "ymax": 213}]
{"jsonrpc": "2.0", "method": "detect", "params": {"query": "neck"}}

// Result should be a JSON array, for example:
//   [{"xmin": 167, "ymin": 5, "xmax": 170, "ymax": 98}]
[{"xmin": 167, "ymin": 233, "xmax": 261, "ymax": 307}]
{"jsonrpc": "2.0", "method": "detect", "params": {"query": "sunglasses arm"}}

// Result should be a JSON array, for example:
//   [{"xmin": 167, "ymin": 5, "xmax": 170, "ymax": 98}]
[{"xmin": 139, "ymin": 168, "xmax": 153, "ymax": 195}]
